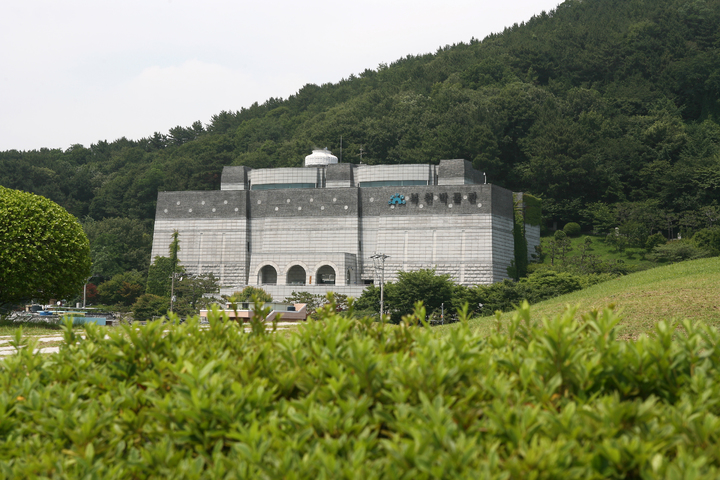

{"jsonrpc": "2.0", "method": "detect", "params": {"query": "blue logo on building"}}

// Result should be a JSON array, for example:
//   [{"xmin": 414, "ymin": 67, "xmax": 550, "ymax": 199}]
[{"xmin": 389, "ymin": 193, "xmax": 406, "ymax": 205}]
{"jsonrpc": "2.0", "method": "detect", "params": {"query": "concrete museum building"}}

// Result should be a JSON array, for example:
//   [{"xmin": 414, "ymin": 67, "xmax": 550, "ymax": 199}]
[{"xmin": 150, "ymin": 149, "xmax": 540, "ymax": 299}]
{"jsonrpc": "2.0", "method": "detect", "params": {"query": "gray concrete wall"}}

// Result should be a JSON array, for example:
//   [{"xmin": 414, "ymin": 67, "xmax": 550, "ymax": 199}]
[
  {"xmin": 152, "ymin": 190, "xmax": 249, "ymax": 289},
  {"xmin": 355, "ymin": 164, "xmax": 432, "ymax": 185},
  {"xmin": 326, "ymin": 163, "xmax": 354, "ymax": 188},
  {"xmin": 437, "ymin": 159, "xmax": 485, "ymax": 185},
  {"xmin": 358, "ymin": 184, "xmax": 513, "ymax": 284},
  {"xmin": 491, "ymin": 215, "xmax": 514, "ymax": 282},
  {"xmin": 221, "ymin": 166, "xmax": 250, "ymax": 190},
  {"xmin": 525, "ymin": 224, "xmax": 541, "ymax": 262}
]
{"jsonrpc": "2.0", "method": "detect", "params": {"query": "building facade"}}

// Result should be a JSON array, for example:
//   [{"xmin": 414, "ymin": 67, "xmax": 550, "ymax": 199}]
[{"xmin": 150, "ymin": 151, "xmax": 538, "ymax": 299}]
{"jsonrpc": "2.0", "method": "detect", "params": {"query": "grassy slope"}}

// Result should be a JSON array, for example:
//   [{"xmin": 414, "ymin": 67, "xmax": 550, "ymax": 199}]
[
  {"xmin": 536, "ymin": 234, "xmax": 655, "ymax": 270},
  {"xmin": 437, "ymin": 256, "xmax": 720, "ymax": 339}
]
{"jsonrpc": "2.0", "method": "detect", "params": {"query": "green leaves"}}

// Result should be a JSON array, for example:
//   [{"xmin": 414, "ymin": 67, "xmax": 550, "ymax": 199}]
[
  {"xmin": 1, "ymin": 302, "xmax": 720, "ymax": 477},
  {"xmin": 0, "ymin": 186, "xmax": 91, "ymax": 305}
]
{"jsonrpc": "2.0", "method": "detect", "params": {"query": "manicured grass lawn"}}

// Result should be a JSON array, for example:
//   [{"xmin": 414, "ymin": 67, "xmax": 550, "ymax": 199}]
[{"xmin": 436, "ymin": 256, "xmax": 720, "ymax": 339}]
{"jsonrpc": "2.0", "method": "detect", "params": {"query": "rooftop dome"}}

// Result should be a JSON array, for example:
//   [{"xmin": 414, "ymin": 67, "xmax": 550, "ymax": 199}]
[{"xmin": 304, "ymin": 148, "xmax": 338, "ymax": 167}]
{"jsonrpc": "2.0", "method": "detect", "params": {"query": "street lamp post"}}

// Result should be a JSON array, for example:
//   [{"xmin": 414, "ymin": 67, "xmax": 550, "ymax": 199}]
[{"xmin": 370, "ymin": 253, "xmax": 389, "ymax": 320}]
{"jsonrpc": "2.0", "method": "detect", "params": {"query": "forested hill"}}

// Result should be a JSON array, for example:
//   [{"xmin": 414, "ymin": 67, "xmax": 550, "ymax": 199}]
[{"xmin": 2, "ymin": 0, "xmax": 719, "ymax": 233}]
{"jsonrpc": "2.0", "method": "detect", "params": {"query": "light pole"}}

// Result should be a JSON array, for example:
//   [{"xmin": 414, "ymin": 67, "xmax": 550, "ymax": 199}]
[{"xmin": 370, "ymin": 253, "xmax": 389, "ymax": 320}]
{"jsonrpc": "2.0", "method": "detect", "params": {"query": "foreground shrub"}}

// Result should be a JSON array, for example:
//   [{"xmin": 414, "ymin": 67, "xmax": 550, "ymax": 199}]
[{"xmin": 1, "ymin": 303, "xmax": 720, "ymax": 478}]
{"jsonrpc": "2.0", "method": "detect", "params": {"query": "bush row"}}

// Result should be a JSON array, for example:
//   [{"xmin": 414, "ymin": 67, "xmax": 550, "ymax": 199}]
[
  {"xmin": 1, "ymin": 302, "xmax": 720, "ymax": 478},
  {"xmin": 355, "ymin": 269, "xmax": 612, "ymax": 321}
]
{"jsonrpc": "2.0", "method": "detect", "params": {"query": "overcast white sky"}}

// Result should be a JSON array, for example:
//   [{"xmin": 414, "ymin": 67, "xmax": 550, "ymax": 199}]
[{"xmin": 0, "ymin": 0, "xmax": 560, "ymax": 152}]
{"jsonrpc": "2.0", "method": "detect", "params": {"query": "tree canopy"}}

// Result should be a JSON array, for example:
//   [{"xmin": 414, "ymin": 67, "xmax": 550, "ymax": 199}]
[
  {"xmin": 355, "ymin": 269, "xmax": 456, "ymax": 322},
  {"xmin": 0, "ymin": 186, "xmax": 91, "ymax": 306}
]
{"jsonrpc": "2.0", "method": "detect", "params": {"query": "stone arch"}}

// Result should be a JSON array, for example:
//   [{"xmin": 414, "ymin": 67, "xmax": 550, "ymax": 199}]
[
  {"xmin": 315, "ymin": 264, "xmax": 337, "ymax": 285},
  {"xmin": 253, "ymin": 261, "xmax": 280, "ymax": 279},
  {"xmin": 258, "ymin": 264, "xmax": 278, "ymax": 285},
  {"xmin": 286, "ymin": 265, "xmax": 307, "ymax": 285}
]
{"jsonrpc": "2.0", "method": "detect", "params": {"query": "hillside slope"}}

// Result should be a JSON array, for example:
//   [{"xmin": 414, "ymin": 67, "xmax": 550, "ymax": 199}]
[
  {"xmin": 1, "ymin": 0, "xmax": 718, "ymax": 227},
  {"xmin": 443, "ymin": 256, "xmax": 720, "ymax": 338}
]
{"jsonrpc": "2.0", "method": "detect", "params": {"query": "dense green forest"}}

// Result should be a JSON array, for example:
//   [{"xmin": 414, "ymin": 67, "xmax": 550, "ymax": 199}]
[{"xmin": 2, "ymin": 0, "xmax": 719, "ymax": 282}]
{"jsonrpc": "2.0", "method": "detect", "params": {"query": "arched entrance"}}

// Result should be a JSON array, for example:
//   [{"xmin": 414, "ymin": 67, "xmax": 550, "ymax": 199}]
[
  {"xmin": 259, "ymin": 265, "xmax": 277, "ymax": 285},
  {"xmin": 286, "ymin": 265, "xmax": 306, "ymax": 285},
  {"xmin": 316, "ymin": 265, "xmax": 336, "ymax": 285}
]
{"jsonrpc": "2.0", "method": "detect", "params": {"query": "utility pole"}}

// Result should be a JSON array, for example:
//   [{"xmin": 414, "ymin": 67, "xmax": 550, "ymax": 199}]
[{"xmin": 370, "ymin": 253, "xmax": 389, "ymax": 320}]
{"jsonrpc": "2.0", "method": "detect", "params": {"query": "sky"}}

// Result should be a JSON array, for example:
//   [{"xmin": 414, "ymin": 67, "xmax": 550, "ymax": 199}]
[{"xmin": 0, "ymin": 0, "xmax": 561, "ymax": 152}]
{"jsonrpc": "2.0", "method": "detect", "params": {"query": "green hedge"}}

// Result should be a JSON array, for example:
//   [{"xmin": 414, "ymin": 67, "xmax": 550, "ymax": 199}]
[{"xmin": 1, "ymin": 303, "xmax": 720, "ymax": 478}]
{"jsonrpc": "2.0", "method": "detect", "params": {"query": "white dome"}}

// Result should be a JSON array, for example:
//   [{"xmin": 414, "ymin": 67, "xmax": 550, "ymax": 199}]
[{"xmin": 304, "ymin": 148, "xmax": 338, "ymax": 167}]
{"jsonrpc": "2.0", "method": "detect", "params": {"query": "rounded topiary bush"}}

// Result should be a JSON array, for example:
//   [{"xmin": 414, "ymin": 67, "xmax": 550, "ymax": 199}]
[
  {"xmin": 0, "ymin": 186, "xmax": 91, "ymax": 305},
  {"xmin": 563, "ymin": 222, "xmax": 582, "ymax": 236}
]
